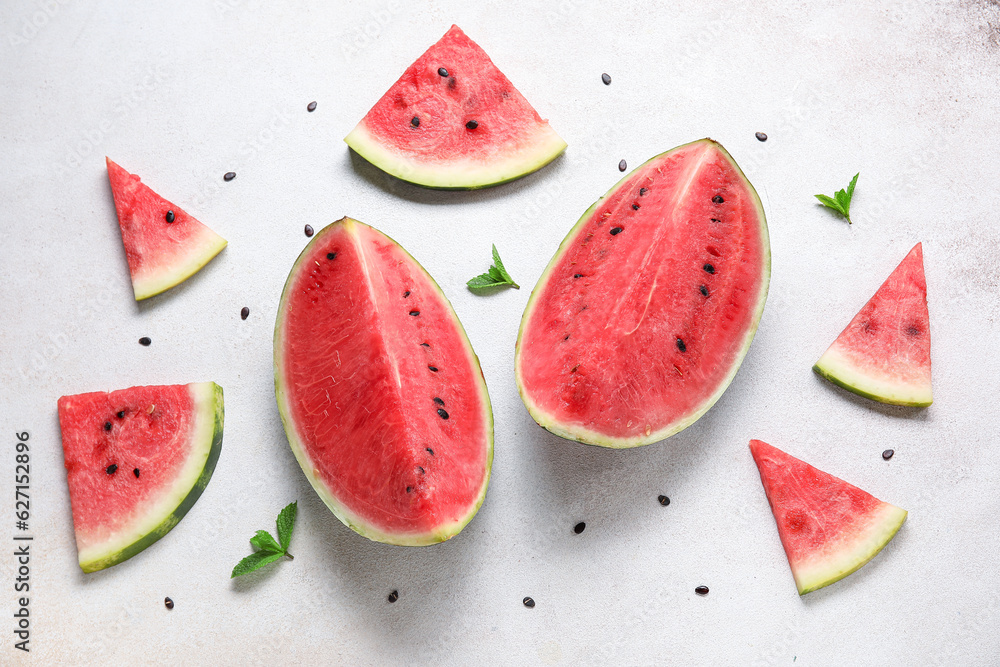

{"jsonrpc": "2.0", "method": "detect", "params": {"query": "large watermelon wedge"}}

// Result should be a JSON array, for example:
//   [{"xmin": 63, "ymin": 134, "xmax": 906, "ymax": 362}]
[
  {"xmin": 515, "ymin": 139, "xmax": 770, "ymax": 448},
  {"xmin": 749, "ymin": 439, "xmax": 907, "ymax": 595},
  {"xmin": 344, "ymin": 25, "xmax": 566, "ymax": 189},
  {"xmin": 106, "ymin": 158, "xmax": 227, "ymax": 300},
  {"xmin": 274, "ymin": 217, "xmax": 493, "ymax": 546},
  {"xmin": 57, "ymin": 383, "xmax": 224, "ymax": 572},
  {"xmin": 814, "ymin": 242, "xmax": 931, "ymax": 407}
]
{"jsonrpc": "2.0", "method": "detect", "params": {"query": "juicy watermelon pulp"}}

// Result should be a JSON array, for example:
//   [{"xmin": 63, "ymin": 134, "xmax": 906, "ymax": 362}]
[
  {"xmin": 814, "ymin": 243, "xmax": 931, "ymax": 406},
  {"xmin": 57, "ymin": 383, "xmax": 224, "ymax": 572},
  {"xmin": 515, "ymin": 139, "xmax": 770, "ymax": 448},
  {"xmin": 106, "ymin": 158, "xmax": 227, "ymax": 300},
  {"xmin": 345, "ymin": 25, "xmax": 566, "ymax": 189},
  {"xmin": 749, "ymin": 439, "xmax": 907, "ymax": 595},
  {"xmin": 274, "ymin": 218, "xmax": 493, "ymax": 546}
]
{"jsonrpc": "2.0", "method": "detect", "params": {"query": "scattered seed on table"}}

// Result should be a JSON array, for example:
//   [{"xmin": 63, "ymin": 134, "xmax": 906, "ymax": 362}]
[
  {"xmin": 387, "ymin": 590, "xmax": 399, "ymax": 603},
  {"xmin": 755, "ymin": 132, "xmax": 767, "ymax": 142},
  {"xmin": 241, "ymin": 307, "xmax": 250, "ymax": 320},
  {"xmin": 307, "ymin": 101, "xmax": 317, "ymax": 112},
  {"xmin": 601, "ymin": 72, "xmax": 611, "ymax": 85},
  {"xmin": 224, "ymin": 172, "xmax": 236, "ymax": 182},
  {"xmin": 882, "ymin": 449, "xmax": 895, "ymax": 460},
  {"xmin": 164, "ymin": 597, "xmax": 174, "ymax": 609},
  {"xmin": 304, "ymin": 224, "xmax": 314, "ymax": 237},
  {"xmin": 618, "ymin": 159, "xmax": 627, "ymax": 172},
  {"xmin": 523, "ymin": 597, "xmax": 535, "ymax": 608},
  {"xmin": 139, "ymin": 337, "xmax": 151, "ymax": 346},
  {"xmin": 695, "ymin": 586, "xmax": 709, "ymax": 596},
  {"xmin": 658, "ymin": 495, "xmax": 670, "ymax": 506},
  {"xmin": 574, "ymin": 522, "xmax": 586, "ymax": 534}
]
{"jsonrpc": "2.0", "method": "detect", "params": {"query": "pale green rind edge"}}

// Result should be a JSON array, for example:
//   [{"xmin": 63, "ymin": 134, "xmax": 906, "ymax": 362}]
[
  {"xmin": 513, "ymin": 138, "xmax": 771, "ymax": 448},
  {"xmin": 132, "ymin": 232, "xmax": 228, "ymax": 301},
  {"xmin": 273, "ymin": 217, "xmax": 494, "ymax": 546},
  {"xmin": 813, "ymin": 347, "xmax": 932, "ymax": 408},
  {"xmin": 795, "ymin": 505, "xmax": 908, "ymax": 595},
  {"xmin": 79, "ymin": 382, "xmax": 224, "ymax": 572},
  {"xmin": 344, "ymin": 122, "xmax": 567, "ymax": 190}
]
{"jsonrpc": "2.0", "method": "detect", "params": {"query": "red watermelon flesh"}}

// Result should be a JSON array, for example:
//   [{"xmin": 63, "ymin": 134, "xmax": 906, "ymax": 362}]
[
  {"xmin": 106, "ymin": 158, "xmax": 227, "ymax": 300},
  {"xmin": 345, "ymin": 25, "xmax": 566, "ymax": 189},
  {"xmin": 57, "ymin": 383, "xmax": 224, "ymax": 572},
  {"xmin": 749, "ymin": 439, "xmax": 907, "ymax": 595},
  {"xmin": 814, "ymin": 243, "xmax": 931, "ymax": 406},
  {"xmin": 515, "ymin": 139, "xmax": 770, "ymax": 447},
  {"xmin": 274, "ymin": 218, "xmax": 492, "ymax": 545}
]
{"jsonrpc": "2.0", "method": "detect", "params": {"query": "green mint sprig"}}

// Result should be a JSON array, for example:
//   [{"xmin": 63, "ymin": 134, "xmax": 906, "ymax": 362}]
[
  {"xmin": 814, "ymin": 172, "xmax": 859, "ymax": 224},
  {"xmin": 467, "ymin": 244, "xmax": 520, "ymax": 291},
  {"xmin": 231, "ymin": 501, "xmax": 297, "ymax": 578}
]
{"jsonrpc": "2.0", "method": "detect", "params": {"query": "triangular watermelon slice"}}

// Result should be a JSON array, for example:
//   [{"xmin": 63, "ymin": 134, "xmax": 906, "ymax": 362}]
[
  {"xmin": 57, "ymin": 383, "xmax": 224, "ymax": 572},
  {"xmin": 813, "ymin": 243, "xmax": 931, "ymax": 406},
  {"xmin": 106, "ymin": 158, "xmax": 227, "ymax": 300},
  {"xmin": 749, "ymin": 439, "xmax": 907, "ymax": 595},
  {"xmin": 345, "ymin": 25, "xmax": 567, "ymax": 189}
]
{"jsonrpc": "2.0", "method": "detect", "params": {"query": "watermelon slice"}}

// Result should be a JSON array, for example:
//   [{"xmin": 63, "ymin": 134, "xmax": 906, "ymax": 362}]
[
  {"xmin": 814, "ymin": 243, "xmax": 931, "ymax": 406},
  {"xmin": 749, "ymin": 440, "xmax": 907, "ymax": 595},
  {"xmin": 515, "ymin": 139, "xmax": 770, "ymax": 448},
  {"xmin": 344, "ymin": 25, "xmax": 566, "ymax": 189},
  {"xmin": 57, "ymin": 383, "xmax": 224, "ymax": 572},
  {"xmin": 106, "ymin": 158, "xmax": 227, "ymax": 300},
  {"xmin": 273, "ymin": 217, "xmax": 493, "ymax": 546}
]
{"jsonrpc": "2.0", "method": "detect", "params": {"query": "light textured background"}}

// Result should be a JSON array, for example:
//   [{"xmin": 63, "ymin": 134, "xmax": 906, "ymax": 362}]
[{"xmin": 2, "ymin": 0, "xmax": 999, "ymax": 664}]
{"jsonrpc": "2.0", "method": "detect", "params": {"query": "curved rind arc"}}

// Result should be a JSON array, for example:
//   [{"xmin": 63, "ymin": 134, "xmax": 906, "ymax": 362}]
[
  {"xmin": 813, "ymin": 352, "xmax": 932, "ymax": 407},
  {"xmin": 273, "ymin": 217, "xmax": 493, "ymax": 546},
  {"xmin": 514, "ymin": 138, "xmax": 770, "ymax": 448}
]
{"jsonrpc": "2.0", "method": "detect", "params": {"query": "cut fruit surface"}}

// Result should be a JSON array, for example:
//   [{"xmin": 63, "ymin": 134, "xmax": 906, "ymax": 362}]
[
  {"xmin": 274, "ymin": 218, "xmax": 493, "ymax": 546},
  {"xmin": 57, "ymin": 382, "xmax": 224, "ymax": 572},
  {"xmin": 814, "ymin": 243, "xmax": 931, "ymax": 406},
  {"xmin": 106, "ymin": 158, "xmax": 227, "ymax": 300},
  {"xmin": 749, "ymin": 439, "xmax": 907, "ymax": 595},
  {"xmin": 515, "ymin": 139, "xmax": 770, "ymax": 448},
  {"xmin": 344, "ymin": 25, "xmax": 566, "ymax": 189}
]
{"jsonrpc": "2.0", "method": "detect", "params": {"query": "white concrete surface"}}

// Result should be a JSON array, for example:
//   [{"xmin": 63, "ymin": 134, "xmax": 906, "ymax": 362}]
[{"xmin": 1, "ymin": 0, "xmax": 999, "ymax": 664}]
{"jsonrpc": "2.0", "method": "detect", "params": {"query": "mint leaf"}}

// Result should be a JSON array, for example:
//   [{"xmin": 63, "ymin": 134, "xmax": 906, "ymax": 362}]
[
  {"xmin": 815, "ymin": 173, "xmax": 859, "ymax": 224},
  {"xmin": 232, "ymin": 502, "xmax": 298, "ymax": 578},
  {"xmin": 468, "ymin": 244, "xmax": 519, "ymax": 291},
  {"xmin": 276, "ymin": 501, "xmax": 297, "ymax": 552}
]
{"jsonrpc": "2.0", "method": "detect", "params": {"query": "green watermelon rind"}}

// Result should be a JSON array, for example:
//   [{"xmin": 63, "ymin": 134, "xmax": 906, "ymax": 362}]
[
  {"xmin": 345, "ymin": 122, "xmax": 567, "ymax": 190},
  {"xmin": 813, "ymin": 347, "xmax": 933, "ymax": 408},
  {"xmin": 273, "ymin": 218, "xmax": 494, "ymax": 546},
  {"xmin": 78, "ymin": 382, "xmax": 224, "ymax": 573},
  {"xmin": 792, "ymin": 503, "xmax": 908, "ymax": 595},
  {"xmin": 131, "ymin": 232, "xmax": 228, "ymax": 301},
  {"xmin": 514, "ymin": 138, "xmax": 771, "ymax": 448}
]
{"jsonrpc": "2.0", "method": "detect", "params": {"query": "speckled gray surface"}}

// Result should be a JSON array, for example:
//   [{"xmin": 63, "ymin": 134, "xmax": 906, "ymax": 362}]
[{"xmin": 2, "ymin": 0, "xmax": 1000, "ymax": 664}]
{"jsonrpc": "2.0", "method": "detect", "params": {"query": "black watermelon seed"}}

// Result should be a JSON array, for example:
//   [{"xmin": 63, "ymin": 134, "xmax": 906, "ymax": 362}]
[
  {"xmin": 639, "ymin": 187, "xmax": 648, "ymax": 196},
  {"xmin": 164, "ymin": 597, "xmax": 174, "ymax": 609},
  {"xmin": 703, "ymin": 264, "xmax": 715, "ymax": 274},
  {"xmin": 406, "ymin": 486, "xmax": 412, "ymax": 493},
  {"xmin": 564, "ymin": 335, "xmax": 570, "ymax": 340},
  {"xmin": 403, "ymin": 291, "xmax": 411, "ymax": 298},
  {"xmin": 426, "ymin": 448, "xmax": 434, "ymax": 455},
  {"xmin": 420, "ymin": 342, "xmax": 430, "ymax": 347},
  {"xmin": 437, "ymin": 408, "xmax": 449, "ymax": 420},
  {"xmin": 304, "ymin": 224, "xmax": 314, "ymax": 237},
  {"xmin": 438, "ymin": 67, "xmax": 448, "ymax": 77},
  {"xmin": 573, "ymin": 273, "xmax": 583, "ymax": 278},
  {"xmin": 695, "ymin": 586, "xmax": 709, "ymax": 596},
  {"xmin": 658, "ymin": 495, "xmax": 670, "ymax": 506},
  {"xmin": 906, "ymin": 325, "xmax": 920, "ymax": 336},
  {"xmin": 327, "ymin": 252, "xmax": 336, "ymax": 260},
  {"xmin": 409, "ymin": 311, "xmax": 420, "ymax": 316},
  {"xmin": 710, "ymin": 218, "xmax": 721, "ymax": 223},
  {"xmin": 411, "ymin": 116, "xmax": 420, "ymax": 127},
  {"xmin": 117, "ymin": 411, "xmax": 125, "ymax": 419},
  {"xmin": 165, "ymin": 210, "xmax": 175, "ymax": 223},
  {"xmin": 523, "ymin": 597, "xmax": 535, "ymax": 608},
  {"xmin": 139, "ymin": 337, "xmax": 151, "ymax": 346},
  {"xmin": 428, "ymin": 366, "xmax": 438, "ymax": 372},
  {"xmin": 241, "ymin": 307, "xmax": 250, "ymax": 320},
  {"xmin": 224, "ymin": 172, "xmax": 236, "ymax": 182},
  {"xmin": 104, "ymin": 422, "xmax": 112, "ymax": 431},
  {"xmin": 676, "ymin": 338, "xmax": 686, "ymax": 353},
  {"xmin": 417, "ymin": 466, "xmax": 425, "ymax": 474},
  {"xmin": 610, "ymin": 227, "xmax": 623, "ymax": 235},
  {"xmin": 388, "ymin": 590, "xmax": 399, "ymax": 603},
  {"xmin": 106, "ymin": 464, "xmax": 118, "ymax": 475},
  {"xmin": 755, "ymin": 132, "xmax": 768, "ymax": 142},
  {"xmin": 134, "ymin": 468, "xmax": 140, "ymax": 478},
  {"xmin": 601, "ymin": 72, "xmax": 612, "ymax": 85},
  {"xmin": 466, "ymin": 120, "xmax": 478, "ymax": 129},
  {"xmin": 712, "ymin": 195, "xmax": 724, "ymax": 204},
  {"xmin": 574, "ymin": 522, "xmax": 586, "ymax": 534},
  {"xmin": 618, "ymin": 159, "xmax": 627, "ymax": 172},
  {"xmin": 700, "ymin": 285, "xmax": 709, "ymax": 297},
  {"xmin": 433, "ymin": 397, "xmax": 444, "ymax": 406},
  {"xmin": 882, "ymin": 449, "xmax": 895, "ymax": 460},
  {"xmin": 307, "ymin": 101, "xmax": 317, "ymax": 112},
  {"xmin": 631, "ymin": 203, "xmax": 640, "ymax": 210}
]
